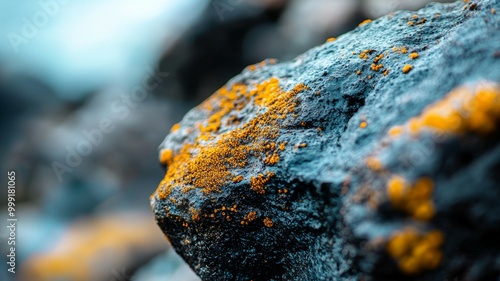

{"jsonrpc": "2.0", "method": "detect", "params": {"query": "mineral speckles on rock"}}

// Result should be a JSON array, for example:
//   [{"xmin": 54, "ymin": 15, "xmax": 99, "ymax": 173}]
[{"xmin": 152, "ymin": 1, "xmax": 500, "ymax": 280}]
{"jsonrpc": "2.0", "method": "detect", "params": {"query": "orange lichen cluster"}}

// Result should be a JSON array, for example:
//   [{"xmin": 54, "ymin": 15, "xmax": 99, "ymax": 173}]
[
  {"xmin": 154, "ymin": 78, "xmax": 307, "ymax": 200},
  {"xmin": 409, "ymin": 52, "xmax": 419, "ymax": 59},
  {"xmin": 366, "ymin": 157, "xmax": 383, "ymax": 172},
  {"xmin": 359, "ymin": 19, "xmax": 372, "ymax": 26},
  {"xmin": 170, "ymin": 123, "xmax": 180, "ymax": 132},
  {"xmin": 263, "ymin": 217, "xmax": 274, "ymax": 228},
  {"xmin": 388, "ymin": 82, "xmax": 500, "ymax": 137},
  {"xmin": 359, "ymin": 49, "xmax": 374, "ymax": 60},
  {"xmin": 159, "ymin": 148, "xmax": 174, "ymax": 166},
  {"xmin": 360, "ymin": 121, "xmax": 368, "ymax": 128},
  {"xmin": 247, "ymin": 59, "xmax": 278, "ymax": 71},
  {"xmin": 326, "ymin": 37, "xmax": 336, "ymax": 42},
  {"xmin": 387, "ymin": 176, "xmax": 435, "ymax": 221},
  {"xmin": 387, "ymin": 228, "xmax": 444, "ymax": 274},
  {"xmin": 241, "ymin": 211, "xmax": 257, "ymax": 225},
  {"xmin": 392, "ymin": 46, "xmax": 408, "ymax": 54},
  {"xmin": 402, "ymin": 64, "xmax": 413, "ymax": 73},
  {"xmin": 250, "ymin": 172, "xmax": 275, "ymax": 194},
  {"xmin": 232, "ymin": 175, "xmax": 244, "ymax": 183},
  {"xmin": 371, "ymin": 63, "xmax": 383, "ymax": 72}
]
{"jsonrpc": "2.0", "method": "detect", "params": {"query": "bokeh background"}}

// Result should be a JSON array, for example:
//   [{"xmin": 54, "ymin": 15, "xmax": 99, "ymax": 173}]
[{"xmin": 0, "ymin": 1, "xmax": 454, "ymax": 280}]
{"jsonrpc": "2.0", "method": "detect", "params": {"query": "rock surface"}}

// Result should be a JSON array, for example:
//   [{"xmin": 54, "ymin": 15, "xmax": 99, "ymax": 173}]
[{"xmin": 151, "ymin": 1, "xmax": 500, "ymax": 280}]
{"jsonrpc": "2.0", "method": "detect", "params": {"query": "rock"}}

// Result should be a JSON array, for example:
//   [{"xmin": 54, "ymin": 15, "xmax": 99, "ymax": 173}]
[
  {"xmin": 21, "ymin": 212, "xmax": 168, "ymax": 281},
  {"xmin": 151, "ymin": 0, "xmax": 500, "ymax": 280}
]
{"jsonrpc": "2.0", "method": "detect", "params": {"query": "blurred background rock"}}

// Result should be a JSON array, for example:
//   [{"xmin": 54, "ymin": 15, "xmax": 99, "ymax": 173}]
[{"xmin": 0, "ymin": 0, "xmax": 453, "ymax": 280}]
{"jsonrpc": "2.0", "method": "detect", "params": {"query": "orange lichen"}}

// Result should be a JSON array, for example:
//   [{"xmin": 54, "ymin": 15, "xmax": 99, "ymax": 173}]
[
  {"xmin": 409, "ymin": 52, "xmax": 419, "ymax": 59},
  {"xmin": 153, "ymin": 78, "xmax": 307, "ymax": 199},
  {"xmin": 418, "ymin": 18, "xmax": 427, "ymax": 24},
  {"xmin": 170, "ymin": 123, "xmax": 181, "ymax": 132},
  {"xmin": 407, "ymin": 21, "xmax": 414, "ymax": 26},
  {"xmin": 492, "ymin": 8, "xmax": 496, "ymax": 14},
  {"xmin": 386, "ymin": 82, "xmax": 500, "ymax": 137},
  {"xmin": 357, "ymin": 70, "xmax": 362, "ymax": 75},
  {"xmin": 250, "ymin": 172, "xmax": 275, "ymax": 194},
  {"xmin": 263, "ymin": 217, "xmax": 274, "ymax": 228},
  {"xmin": 359, "ymin": 19, "xmax": 372, "ymax": 26},
  {"xmin": 366, "ymin": 157, "xmax": 383, "ymax": 171},
  {"xmin": 373, "ymin": 54, "xmax": 384, "ymax": 63},
  {"xmin": 279, "ymin": 143, "xmax": 286, "ymax": 151},
  {"xmin": 232, "ymin": 175, "xmax": 244, "ymax": 183},
  {"xmin": 387, "ymin": 176, "xmax": 436, "ymax": 221},
  {"xmin": 387, "ymin": 228, "xmax": 444, "ymax": 274},
  {"xmin": 383, "ymin": 69, "xmax": 390, "ymax": 76},
  {"xmin": 241, "ymin": 211, "xmax": 257, "ymax": 225},
  {"xmin": 190, "ymin": 208, "xmax": 200, "ymax": 221},
  {"xmin": 388, "ymin": 125, "xmax": 404, "ymax": 137},
  {"xmin": 360, "ymin": 121, "xmax": 368, "ymax": 128},
  {"xmin": 159, "ymin": 149, "xmax": 174, "ymax": 166},
  {"xmin": 371, "ymin": 64, "xmax": 383, "ymax": 72},
  {"xmin": 265, "ymin": 153, "xmax": 280, "ymax": 165},
  {"xmin": 326, "ymin": 37, "xmax": 336, "ymax": 42},
  {"xmin": 359, "ymin": 49, "xmax": 373, "ymax": 60},
  {"xmin": 392, "ymin": 46, "xmax": 408, "ymax": 54},
  {"xmin": 402, "ymin": 64, "xmax": 413, "ymax": 73}
]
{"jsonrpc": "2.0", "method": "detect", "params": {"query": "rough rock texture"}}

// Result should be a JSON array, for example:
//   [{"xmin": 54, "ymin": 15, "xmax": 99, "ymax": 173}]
[{"xmin": 151, "ymin": 1, "xmax": 500, "ymax": 280}]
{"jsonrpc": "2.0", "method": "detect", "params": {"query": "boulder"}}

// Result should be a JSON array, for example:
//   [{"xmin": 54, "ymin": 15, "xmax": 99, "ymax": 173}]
[{"xmin": 151, "ymin": 0, "xmax": 500, "ymax": 280}]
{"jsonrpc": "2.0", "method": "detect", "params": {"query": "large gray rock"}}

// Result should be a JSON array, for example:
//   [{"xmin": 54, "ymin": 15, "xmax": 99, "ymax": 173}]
[{"xmin": 151, "ymin": 0, "xmax": 500, "ymax": 280}]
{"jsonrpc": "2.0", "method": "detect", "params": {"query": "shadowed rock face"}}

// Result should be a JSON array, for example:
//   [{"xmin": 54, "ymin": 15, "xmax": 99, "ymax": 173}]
[{"xmin": 151, "ymin": 0, "xmax": 500, "ymax": 280}]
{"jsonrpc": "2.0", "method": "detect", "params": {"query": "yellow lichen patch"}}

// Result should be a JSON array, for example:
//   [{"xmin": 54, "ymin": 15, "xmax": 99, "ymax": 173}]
[
  {"xmin": 263, "ymin": 217, "xmax": 274, "ymax": 228},
  {"xmin": 360, "ymin": 121, "xmax": 368, "ymax": 128},
  {"xmin": 409, "ymin": 52, "xmax": 419, "ymax": 59},
  {"xmin": 408, "ymin": 21, "xmax": 414, "ymax": 26},
  {"xmin": 250, "ymin": 172, "xmax": 275, "ymax": 194},
  {"xmin": 387, "ymin": 228, "xmax": 444, "ymax": 274},
  {"xmin": 159, "ymin": 149, "xmax": 174, "ymax": 166},
  {"xmin": 387, "ymin": 82, "xmax": 500, "ymax": 137},
  {"xmin": 359, "ymin": 19, "xmax": 372, "ymax": 26},
  {"xmin": 357, "ymin": 70, "xmax": 362, "ymax": 75},
  {"xmin": 383, "ymin": 69, "xmax": 390, "ymax": 76},
  {"xmin": 387, "ymin": 176, "xmax": 436, "ymax": 221},
  {"xmin": 154, "ymin": 79, "xmax": 307, "ymax": 199},
  {"xmin": 402, "ymin": 64, "xmax": 413, "ymax": 73},
  {"xmin": 326, "ymin": 37, "xmax": 336, "ymax": 42}
]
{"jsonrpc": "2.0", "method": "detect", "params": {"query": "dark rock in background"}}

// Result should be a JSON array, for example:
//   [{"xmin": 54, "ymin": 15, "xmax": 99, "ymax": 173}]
[{"xmin": 152, "ymin": 0, "xmax": 500, "ymax": 280}]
